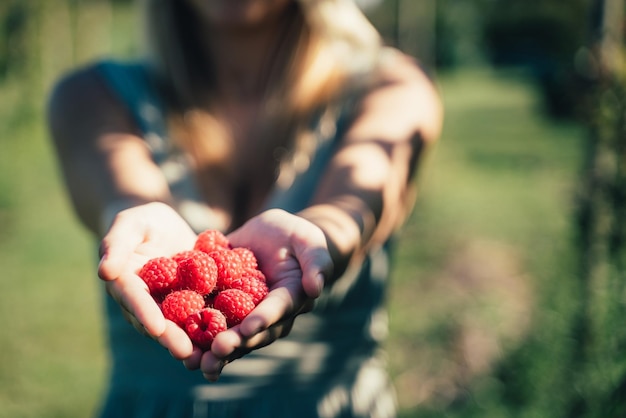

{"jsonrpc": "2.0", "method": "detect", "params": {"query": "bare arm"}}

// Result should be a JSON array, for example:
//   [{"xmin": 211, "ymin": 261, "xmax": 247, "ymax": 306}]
[
  {"xmin": 201, "ymin": 55, "xmax": 443, "ymax": 377},
  {"xmin": 46, "ymin": 65, "xmax": 172, "ymax": 237},
  {"xmin": 47, "ymin": 66, "xmax": 199, "ymax": 358},
  {"xmin": 298, "ymin": 54, "xmax": 443, "ymax": 281}
]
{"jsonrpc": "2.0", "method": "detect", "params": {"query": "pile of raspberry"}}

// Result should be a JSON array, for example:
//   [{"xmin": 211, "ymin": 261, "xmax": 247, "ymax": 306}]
[{"xmin": 138, "ymin": 230, "xmax": 269, "ymax": 350}]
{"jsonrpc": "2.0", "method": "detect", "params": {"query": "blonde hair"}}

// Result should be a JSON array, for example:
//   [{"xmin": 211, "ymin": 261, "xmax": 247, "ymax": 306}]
[{"xmin": 139, "ymin": 0, "xmax": 383, "ymax": 198}]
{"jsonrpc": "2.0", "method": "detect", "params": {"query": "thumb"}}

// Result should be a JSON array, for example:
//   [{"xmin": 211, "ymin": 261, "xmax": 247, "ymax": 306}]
[
  {"xmin": 296, "ymin": 245, "xmax": 333, "ymax": 299},
  {"xmin": 98, "ymin": 213, "xmax": 145, "ymax": 281}
]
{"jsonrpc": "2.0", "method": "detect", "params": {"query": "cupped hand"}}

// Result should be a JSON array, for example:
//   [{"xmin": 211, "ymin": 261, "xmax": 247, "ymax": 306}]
[
  {"xmin": 189, "ymin": 208, "xmax": 334, "ymax": 381},
  {"xmin": 97, "ymin": 202, "xmax": 199, "ymax": 360}
]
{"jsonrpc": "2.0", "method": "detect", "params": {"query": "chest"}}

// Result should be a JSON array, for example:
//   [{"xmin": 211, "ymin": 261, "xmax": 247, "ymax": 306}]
[{"xmin": 196, "ymin": 101, "xmax": 293, "ymax": 228}]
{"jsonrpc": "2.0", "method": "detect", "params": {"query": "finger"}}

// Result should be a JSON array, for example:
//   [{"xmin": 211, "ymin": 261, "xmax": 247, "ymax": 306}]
[
  {"xmin": 302, "ymin": 271, "xmax": 327, "ymax": 299},
  {"xmin": 210, "ymin": 327, "xmax": 244, "ymax": 358},
  {"xmin": 157, "ymin": 320, "xmax": 195, "ymax": 360},
  {"xmin": 238, "ymin": 286, "xmax": 301, "ymax": 338},
  {"xmin": 183, "ymin": 347, "xmax": 204, "ymax": 370},
  {"xmin": 238, "ymin": 319, "xmax": 293, "ymax": 352},
  {"xmin": 106, "ymin": 274, "xmax": 166, "ymax": 336},
  {"xmin": 301, "ymin": 250, "xmax": 333, "ymax": 298},
  {"xmin": 291, "ymin": 233, "xmax": 333, "ymax": 299},
  {"xmin": 98, "ymin": 212, "xmax": 146, "ymax": 281},
  {"xmin": 200, "ymin": 350, "xmax": 227, "ymax": 382},
  {"xmin": 210, "ymin": 315, "xmax": 297, "ymax": 363}
]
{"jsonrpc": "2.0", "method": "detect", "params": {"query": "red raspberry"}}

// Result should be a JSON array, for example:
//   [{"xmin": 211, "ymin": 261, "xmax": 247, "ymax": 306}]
[
  {"xmin": 172, "ymin": 250, "xmax": 199, "ymax": 265},
  {"xmin": 138, "ymin": 257, "xmax": 179, "ymax": 297},
  {"xmin": 228, "ymin": 276, "xmax": 269, "ymax": 305},
  {"xmin": 185, "ymin": 308, "xmax": 228, "ymax": 350},
  {"xmin": 208, "ymin": 249, "xmax": 246, "ymax": 290},
  {"xmin": 232, "ymin": 247, "xmax": 258, "ymax": 269},
  {"xmin": 244, "ymin": 267, "xmax": 266, "ymax": 283},
  {"xmin": 214, "ymin": 289, "xmax": 256, "ymax": 327},
  {"xmin": 177, "ymin": 250, "xmax": 218, "ymax": 295},
  {"xmin": 194, "ymin": 229, "xmax": 231, "ymax": 254},
  {"xmin": 161, "ymin": 290, "xmax": 205, "ymax": 327}
]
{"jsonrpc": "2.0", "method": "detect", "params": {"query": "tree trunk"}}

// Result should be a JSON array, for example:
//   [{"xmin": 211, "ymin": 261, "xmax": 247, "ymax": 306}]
[{"xmin": 573, "ymin": 0, "xmax": 626, "ymax": 416}]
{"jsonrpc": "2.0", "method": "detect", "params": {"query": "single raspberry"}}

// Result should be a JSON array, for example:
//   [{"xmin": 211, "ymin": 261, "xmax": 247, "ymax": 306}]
[
  {"xmin": 232, "ymin": 247, "xmax": 258, "ymax": 269},
  {"xmin": 194, "ymin": 229, "xmax": 231, "ymax": 254},
  {"xmin": 228, "ymin": 276, "xmax": 269, "ymax": 305},
  {"xmin": 161, "ymin": 290, "xmax": 205, "ymax": 327},
  {"xmin": 185, "ymin": 308, "xmax": 228, "ymax": 350},
  {"xmin": 177, "ymin": 251, "xmax": 218, "ymax": 295},
  {"xmin": 243, "ymin": 267, "xmax": 266, "ymax": 283},
  {"xmin": 208, "ymin": 249, "xmax": 246, "ymax": 290},
  {"xmin": 214, "ymin": 289, "xmax": 256, "ymax": 327},
  {"xmin": 138, "ymin": 257, "xmax": 179, "ymax": 297},
  {"xmin": 172, "ymin": 250, "xmax": 199, "ymax": 265}
]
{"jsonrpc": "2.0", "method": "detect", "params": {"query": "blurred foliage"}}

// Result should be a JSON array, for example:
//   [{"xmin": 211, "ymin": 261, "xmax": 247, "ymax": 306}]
[
  {"xmin": 391, "ymin": 69, "xmax": 586, "ymax": 418},
  {"xmin": 433, "ymin": 0, "xmax": 594, "ymax": 119},
  {"xmin": 482, "ymin": 0, "xmax": 592, "ymax": 119},
  {"xmin": 482, "ymin": 0, "xmax": 590, "ymax": 67},
  {"xmin": 0, "ymin": 1, "xmax": 137, "ymax": 416},
  {"xmin": 0, "ymin": 0, "xmax": 598, "ymax": 120},
  {"xmin": 367, "ymin": 0, "xmax": 595, "ymax": 119},
  {"xmin": 567, "ymin": 2, "xmax": 626, "ymax": 414},
  {"xmin": 573, "ymin": 74, "xmax": 626, "ymax": 417},
  {"xmin": 0, "ymin": 1, "xmax": 29, "ymax": 79}
]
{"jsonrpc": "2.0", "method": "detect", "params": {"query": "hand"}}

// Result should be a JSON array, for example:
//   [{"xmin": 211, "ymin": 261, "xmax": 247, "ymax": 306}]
[
  {"xmin": 190, "ymin": 208, "xmax": 333, "ymax": 381},
  {"xmin": 97, "ymin": 202, "xmax": 199, "ymax": 360}
]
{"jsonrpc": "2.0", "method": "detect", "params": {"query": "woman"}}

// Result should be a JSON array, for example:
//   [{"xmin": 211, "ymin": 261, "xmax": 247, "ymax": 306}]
[{"xmin": 47, "ymin": 0, "xmax": 442, "ymax": 416}]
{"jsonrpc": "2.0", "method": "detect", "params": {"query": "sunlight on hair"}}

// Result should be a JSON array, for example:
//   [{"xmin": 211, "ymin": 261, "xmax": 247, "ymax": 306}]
[{"xmin": 298, "ymin": 0, "xmax": 382, "ymax": 72}]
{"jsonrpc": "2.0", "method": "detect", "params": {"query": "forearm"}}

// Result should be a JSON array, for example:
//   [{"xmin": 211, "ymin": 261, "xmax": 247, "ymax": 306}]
[
  {"xmin": 296, "ymin": 141, "xmax": 426, "ymax": 282},
  {"xmin": 297, "ymin": 194, "xmax": 382, "ymax": 282},
  {"xmin": 296, "ymin": 135, "xmax": 439, "ymax": 285},
  {"xmin": 295, "ymin": 60, "xmax": 442, "ymax": 282},
  {"xmin": 57, "ymin": 139, "xmax": 172, "ymax": 238},
  {"xmin": 47, "ymin": 65, "xmax": 174, "ymax": 238}
]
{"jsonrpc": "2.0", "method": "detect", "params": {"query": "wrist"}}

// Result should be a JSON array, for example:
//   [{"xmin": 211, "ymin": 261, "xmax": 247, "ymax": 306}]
[{"xmin": 297, "ymin": 203, "xmax": 370, "ymax": 280}]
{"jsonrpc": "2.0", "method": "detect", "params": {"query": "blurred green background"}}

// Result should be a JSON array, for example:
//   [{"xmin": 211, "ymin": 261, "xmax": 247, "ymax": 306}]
[{"xmin": 1, "ymin": 0, "xmax": 624, "ymax": 417}]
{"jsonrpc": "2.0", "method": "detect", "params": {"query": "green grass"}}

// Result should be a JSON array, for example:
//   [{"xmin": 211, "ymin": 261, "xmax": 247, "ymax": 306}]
[
  {"xmin": 0, "ymin": 3, "xmax": 136, "ymax": 417},
  {"xmin": 388, "ymin": 69, "xmax": 585, "ymax": 417},
  {"xmin": 0, "ymin": 64, "xmax": 586, "ymax": 417},
  {"xmin": 0, "ymin": 93, "xmax": 107, "ymax": 417}
]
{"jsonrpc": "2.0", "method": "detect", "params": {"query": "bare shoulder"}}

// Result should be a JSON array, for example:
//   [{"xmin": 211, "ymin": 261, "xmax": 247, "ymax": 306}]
[
  {"xmin": 47, "ymin": 63, "xmax": 109, "ymax": 127},
  {"xmin": 47, "ymin": 62, "xmax": 138, "ymax": 150},
  {"xmin": 48, "ymin": 63, "xmax": 104, "ymax": 106},
  {"xmin": 368, "ymin": 48, "xmax": 444, "ymax": 143}
]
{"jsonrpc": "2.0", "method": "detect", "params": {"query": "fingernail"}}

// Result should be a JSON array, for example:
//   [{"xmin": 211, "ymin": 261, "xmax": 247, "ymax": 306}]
[
  {"xmin": 203, "ymin": 373, "xmax": 220, "ymax": 382},
  {"xmin": 202, "ymin": 360, "xmax": 224, "ymax": 382},
  {"xmin": 314, "ymin": 273, "xmax": 325, "ymax": 295}
]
